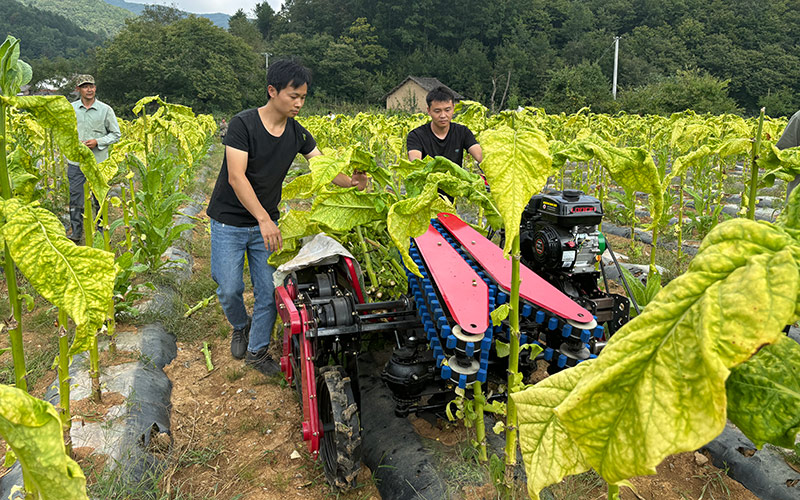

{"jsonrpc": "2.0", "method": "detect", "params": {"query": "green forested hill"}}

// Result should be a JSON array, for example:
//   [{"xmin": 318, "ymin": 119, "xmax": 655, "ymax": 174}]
[
  {"xmin": 21, "ymin": 0, "xmax": 134, "ymax": 38},
  {"xmin": 104, "ymin": 0, "xmax": 231, "ymax": 28},
  {"xmin": 1, "ymin": 0, "xmax": 103, "ymax": 59},
  {"xmin": 259, "ymin": 0, "xmax": 800, "ymax": 114}
]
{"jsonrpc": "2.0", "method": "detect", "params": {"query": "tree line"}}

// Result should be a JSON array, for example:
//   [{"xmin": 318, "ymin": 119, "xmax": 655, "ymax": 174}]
[{"xmin": 12, "ymin": 0, "xmax": 800, "ymax": 117}]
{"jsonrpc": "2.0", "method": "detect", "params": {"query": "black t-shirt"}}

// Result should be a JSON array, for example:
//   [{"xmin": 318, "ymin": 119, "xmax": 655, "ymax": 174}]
[
  {"xmin": 406, "ymin": 122, "xmax": 478, "ymax": 166},
  {"xmin": 207, "ymin": 108, "xmax": 316, "ymax": 226}
]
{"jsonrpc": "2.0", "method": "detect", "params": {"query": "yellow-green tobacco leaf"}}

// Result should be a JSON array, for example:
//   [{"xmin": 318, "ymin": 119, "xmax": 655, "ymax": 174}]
[
  {"xmin": 391, "ymin": 157, "xmax": 425, "ymax": 177},
  {"xmin": 715, "ymin": 137, "xmax": 752, "ymax": 159},
  {"xmin": 349, "ymin": 147, "xmax": 393, "ymax": 189},
  {"xmin": 132, "ymin": 95, "xmax": 165, "ymax": 115},
  {"xmin": 268, "ymin": 248, "xmax": 300, "ymax": 268},
  {"xmin": 0, "ymin": 385, "xmax": 89, "ymax": 499},
  {"xmin": 555, "ymin": 218, "xmax": 799, "ymax": 485},
  {"xmin": 511, "ymin": 361, "xmax": 594, "ymax": 500},
  {"xmin": 726, "ymin": 336, "xmax": 800, "ymax": 449},
  {"xmin": 454, "ymin": 100, "xmax": 489, "ymax": 134},
  {"xmin": 491, "ymin": 303, "xmax": 510, "ymax": 326},
  {"xmin": 2, "ymin": 95, "xmax": 113, "ymax": 202},
  {"xmin": 7, "ymin": 147, "xmax": 38, "ymax": 202},
  {"xmin": 495, "ymin": 340, "xmax": 510, "ymax": 358},
  {"xmin": 479, "ymin": 125, "xmax": 553, "ymax": 256},
  {"xmin": 164, "ymin": 101, "xmax": 195, "ymax": 119},
  {"xmin": 0, "ymin": 199, "xmax": 117, "ymax": 354},
  {"xmin": 757, "ymin": 144, "xmax": 800, "ymax": 185},
  {"xmin": 283, "ymin": 173, "xmax": 313, "ymax": 199},
  {"xmin": 277, "ymin": 209, "xmax": 320, "ymax": 257},
  {"xmin": 310, "ymin": 189, "xmax": 385, "ymax": 233},
  {"xmin": 556, "ymin": 138, "xmax": 663, "ymax": 229},
  {"xmin": 404, "ymin": 156, "xmax": 481, "ymax": 197},
  {"xmin": 306, "ymin": 155, "xmax": 350, "ymax": 197},
  {"xmin": 671, "ymin": 146, "xmax": 711, "ymax": 180},
  {"xmin": 0, "ymin": 36, "xmax": 32, "ymax": 96},
  {"xmin": 777, "ymin": 183, "xmax": 800, "ymax": 234},
  {"xmin": 387, "ymin": 182, "xmax": 453, "ymax": 276},
  {"xmin": 670, "ymin": 121, "xmax": 713, "ymax": 153}
]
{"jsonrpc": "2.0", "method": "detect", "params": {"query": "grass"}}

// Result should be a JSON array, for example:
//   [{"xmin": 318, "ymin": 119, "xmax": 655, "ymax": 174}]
[
  {"xmin": 224, "ymin": 366, "xmax": 245, "ymax": 382},
  {"xmin": 0, "ymin": 327, "xmax": 59, "ymax": 389},
  {"xmin": 542, "ymin": 470, "xmax": 605, "ymax": 500},
  {"xmin": 238, "ymin": 413, "xmax": 272, "ymax": 435},
  {"xmin": 691, "ymin": 468, "xmax": 732, "ymax": 500},
  {"xmin": 176, "ymin": 444, "xmax": 225, "ymax": 468}
]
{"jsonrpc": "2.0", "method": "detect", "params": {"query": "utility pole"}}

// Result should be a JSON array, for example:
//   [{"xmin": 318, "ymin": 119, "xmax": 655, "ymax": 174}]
[{"xmin": 612, "ymin": 36, "xmax": 620, "ymax": 100}]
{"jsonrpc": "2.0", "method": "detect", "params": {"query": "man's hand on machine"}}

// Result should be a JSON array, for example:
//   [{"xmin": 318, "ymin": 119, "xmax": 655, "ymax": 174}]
[{"xmin": 259, "ymin": 218, "xmax": 283, "ymax": 251}]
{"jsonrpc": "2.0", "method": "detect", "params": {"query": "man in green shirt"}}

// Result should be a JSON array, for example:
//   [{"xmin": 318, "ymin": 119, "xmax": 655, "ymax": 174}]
[
  {"xmin": 776, "ymin": 109, "xmax": 800, "ymax": 201},
  {"xmin": 68, "ymin": 74, "xmax": 121, "ymax": 243}
]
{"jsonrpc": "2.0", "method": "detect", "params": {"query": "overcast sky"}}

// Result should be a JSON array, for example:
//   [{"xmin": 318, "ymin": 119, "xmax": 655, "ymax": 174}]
[{"xmin": 127, "ymin": 0, "xmax": 282, "ymax": 15}]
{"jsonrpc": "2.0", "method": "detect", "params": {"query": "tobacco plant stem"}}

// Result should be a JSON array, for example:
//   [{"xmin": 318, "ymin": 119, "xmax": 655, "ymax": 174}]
[
  {"xmin": 608, "ymin": 484, "xmax": 620, "ymax": 500},
  {"xmin": 355, "ymin": 225, "xmax": 378, "ymax": 289},
  {"xmin": 102, "ymin": 201, "xmax": 116, "ymax": 356},
  {"xmin": 57, "ymin": 309, "xmax": 72, "ymax": 455},
  {"xmin": 504, "ymin": 235, "xmax": 521, "ymax": 484},
  {"xmin": 473, "ymin": 381, "xmax": 487, "ymax": 462},
  {"xmin": 747, "ymin": 108, "xmax": 765, "ymax": 220},
  {"xmin": 0, "ymin": 102, "xmax": 27, "ymax": 391},
  {"xmin": 120, "ymin": 186, "xmax": 133, "ymax": 251},
  {"xmin": 128, "ymin": 177, "xmax": 139, "ymax": 219},
  {"xmin": 677, "ymin": 176, "xmax": 685, "ymax": 262},
  {"xmin": 89, "ymin": 333, "xmax": 102, "ymax": 403},
  {"xmin": 85, "ymin": 184, "xmax": 101, "ymax": 401},
  {"xmin": 83, "ymin": 184, "xmax": 93, "ymax": 248},
  {"xmin": 649, "ymin": 225, "xmax": 658, "ymax": 274}
]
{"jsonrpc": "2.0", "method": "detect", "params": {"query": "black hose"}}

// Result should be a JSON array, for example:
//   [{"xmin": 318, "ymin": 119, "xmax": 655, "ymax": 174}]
[{"xmin": 605, "ymin": 238, "xmax": 641, "ymax": 315}]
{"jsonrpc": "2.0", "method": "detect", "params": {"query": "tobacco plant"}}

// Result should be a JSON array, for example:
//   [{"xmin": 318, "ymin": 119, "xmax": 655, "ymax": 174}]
[
  {"xmin": 0, "ymin": 35, "xmax": 115, "ymax": 499},
  {"xmin": 512, "ymin": 187, "xmax": 800, "ymax": 500}
]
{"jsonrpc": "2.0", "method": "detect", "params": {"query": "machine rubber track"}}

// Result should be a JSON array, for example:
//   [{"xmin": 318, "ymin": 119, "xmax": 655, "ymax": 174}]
[{"xmin": 318, "ymin": 366, "xmax": 362, "ymax": 490}]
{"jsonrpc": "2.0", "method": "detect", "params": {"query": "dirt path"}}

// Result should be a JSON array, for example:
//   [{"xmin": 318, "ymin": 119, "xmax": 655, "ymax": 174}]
[{"xmin": 163, "ymin": 339, "xmax": 380, "ymax": 500}]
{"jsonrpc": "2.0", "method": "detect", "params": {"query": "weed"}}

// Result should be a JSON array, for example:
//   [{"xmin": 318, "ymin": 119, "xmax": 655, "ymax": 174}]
[
  {"xmin": 225, "ymin": 366, "xmax": 245, "ymax": 382},
  {"xmin": 271, "ymin": 470, "xmax": 291, "ymax": 492},
  {"xmin": 238, "ymin": 414, "xmax": 272, "ymax": 435},
  {"xmin": 694, "ymin": 468, "xmax": 732, "ymax": 500},
  {"xmin": 543, "ymin": 469, "xmax": 604, "ymax": 500},
  {"xmin": 178, "ymin": 444, "xmax": 224, "ymax": 467}
]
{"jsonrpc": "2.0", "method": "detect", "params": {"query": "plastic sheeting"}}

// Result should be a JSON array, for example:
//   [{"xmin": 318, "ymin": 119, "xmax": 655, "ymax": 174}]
[{"xmin": 273, "ymin": 233, "xmax": 358, "ymax": 288}]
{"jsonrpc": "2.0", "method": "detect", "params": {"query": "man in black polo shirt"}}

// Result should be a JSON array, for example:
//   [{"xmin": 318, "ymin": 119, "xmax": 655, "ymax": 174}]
[
  {"xmin": 207, "ymin": 60, "xmax": 366, "ymax": 375},
  {"xmin": 407, "ymin": 86, "xmax": 483, "ymax": 167}
]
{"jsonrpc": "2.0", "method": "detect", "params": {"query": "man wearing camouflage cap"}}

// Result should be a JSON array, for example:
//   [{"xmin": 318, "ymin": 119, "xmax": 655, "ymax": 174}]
[{"xmin": 68, "ymin": 74, "xmax": 121, "ymax": 243}]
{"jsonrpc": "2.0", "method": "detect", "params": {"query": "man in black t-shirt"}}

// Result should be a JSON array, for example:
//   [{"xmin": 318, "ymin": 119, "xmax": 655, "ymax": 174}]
[
  {"xmin": 207, "ymin": 60, "xmax": 366, "ymax": 375},
  {"xmin": 407, "ymin": 86, "xmax": 483, "ymax": 167}
]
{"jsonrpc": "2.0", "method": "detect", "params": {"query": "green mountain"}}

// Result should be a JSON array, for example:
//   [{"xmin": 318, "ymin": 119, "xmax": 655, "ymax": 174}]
[
  {"xmin": 1, "ymin": 0, "xmax": 103, "ymax": 59},
  {"xmin": 20, "ymin": 0, "xmax": 134, "ymax": 38},
  {"xmin": 104, "ymin": 0, "xmax": 231, "ymax": 28}
]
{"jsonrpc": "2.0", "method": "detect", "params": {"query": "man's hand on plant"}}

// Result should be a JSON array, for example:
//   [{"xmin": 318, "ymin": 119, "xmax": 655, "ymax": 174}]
[
  {"xmin": 351, "ymin": 170, "xmax": 368, "ymax": 191},
  {"xmin": 83, "ymin": 139, "xmax": 98, "ymax": 149},
  {"xmin": 259, "ymin": 218, "xmax": 283, "ymax": 251}
]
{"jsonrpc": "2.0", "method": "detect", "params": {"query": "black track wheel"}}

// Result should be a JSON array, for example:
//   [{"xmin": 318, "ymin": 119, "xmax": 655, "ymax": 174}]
[
  {"xmin": 317, "ymin": 365, "xmax": 362, "ymax": 490},
  {"xmin": 290, "ymin": 335, "xmax": 303, "ymax": 400}
]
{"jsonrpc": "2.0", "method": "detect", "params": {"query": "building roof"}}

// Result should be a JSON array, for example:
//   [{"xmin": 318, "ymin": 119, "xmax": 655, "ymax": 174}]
[{"xmin": 383, "ymin": 76, "xmax": 465, "ymax": 101}]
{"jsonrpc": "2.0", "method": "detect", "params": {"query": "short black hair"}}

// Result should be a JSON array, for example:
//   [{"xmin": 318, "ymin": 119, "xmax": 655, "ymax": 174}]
[
  {"xmin": 267, "ymin": 60, "xmax": 312, "ymax": 94},
  {"xmin": 426, "ymin": 86, "xmax": 455, "ymax": 107}
]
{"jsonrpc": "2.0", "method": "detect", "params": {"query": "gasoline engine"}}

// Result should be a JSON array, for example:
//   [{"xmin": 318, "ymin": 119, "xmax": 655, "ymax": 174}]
[{"xmin": 519, "ymin": 189, "xmax": 630, "ymax": 371}]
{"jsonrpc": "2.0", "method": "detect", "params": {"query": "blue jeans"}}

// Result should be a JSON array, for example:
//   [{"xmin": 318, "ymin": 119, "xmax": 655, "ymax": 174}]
[{"xmin": 210, "ymin": 218, "xmax": 276, "ymax": 353}]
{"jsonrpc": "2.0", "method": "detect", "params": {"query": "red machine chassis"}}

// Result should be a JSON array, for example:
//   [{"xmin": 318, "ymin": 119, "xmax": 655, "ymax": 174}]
[{"xmin": 274, "ymin": 256, "xmax": 363, "ymax": 457}]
